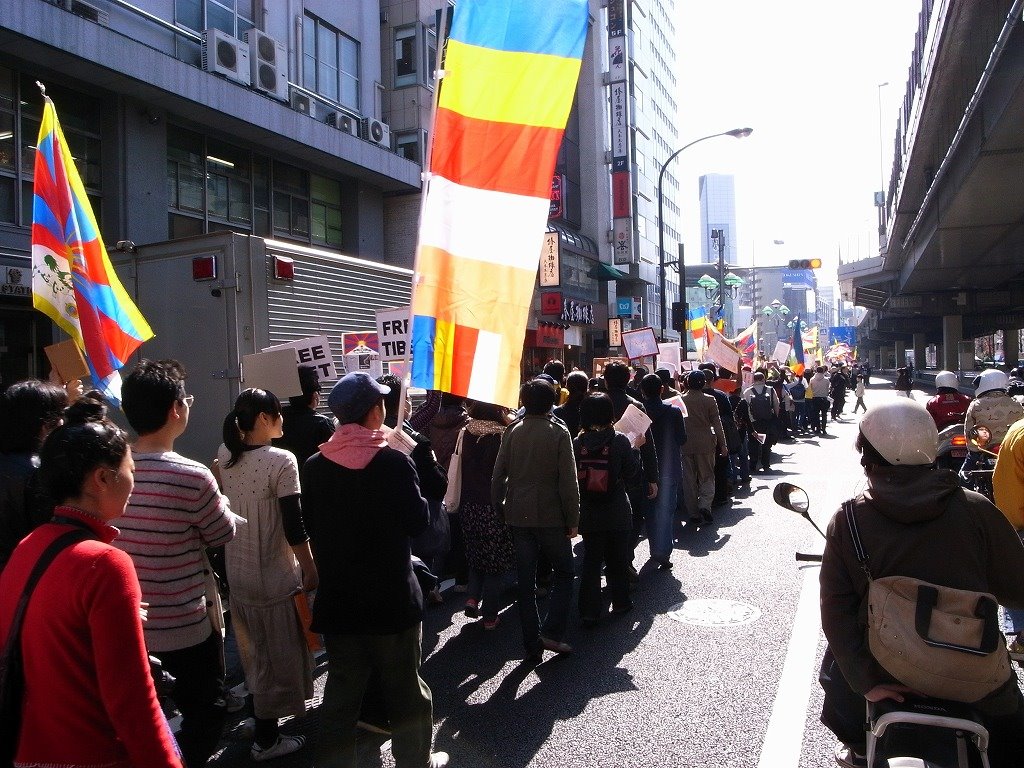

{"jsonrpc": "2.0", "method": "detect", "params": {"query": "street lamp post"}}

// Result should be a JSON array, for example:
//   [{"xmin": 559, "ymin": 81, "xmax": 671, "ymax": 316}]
[{"xmin": 657, "ymin": 127, "xmax": 753, "ymax": 341}]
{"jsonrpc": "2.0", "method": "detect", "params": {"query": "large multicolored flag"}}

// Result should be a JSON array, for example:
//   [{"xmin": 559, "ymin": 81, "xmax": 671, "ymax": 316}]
[
  {"xmin": 409, "ymin": 0, "xmax": 588, "ymax": 408},
  {"xmin": 790, "ymin": 315, "xmax": 806, "ymax": 376},
  {"xmin": 730, "ymin": 320, "xmax": 757, "ymax": 364},
  {"xmin": 31, "ymin": 92, "xmax": 153, "ymax": 403},
  {"xmin": 688, "ymin": 305, "xmax": 710, "ymax": 356}
]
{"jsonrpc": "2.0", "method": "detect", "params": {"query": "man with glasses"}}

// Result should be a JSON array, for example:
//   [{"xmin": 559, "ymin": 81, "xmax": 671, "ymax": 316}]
[{"xmin": 117, "ymin": 359, "xmax": 236, "ymax": 767}]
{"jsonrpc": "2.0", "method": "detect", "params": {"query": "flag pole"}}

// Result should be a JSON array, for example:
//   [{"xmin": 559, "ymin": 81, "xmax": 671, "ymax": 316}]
[{"xmin": 395, "ymin": 5, "xmax": 449, "ymax": 427}]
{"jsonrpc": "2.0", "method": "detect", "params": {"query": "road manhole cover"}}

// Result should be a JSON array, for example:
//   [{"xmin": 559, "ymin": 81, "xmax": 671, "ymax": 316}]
[{"xmin": 666, "ymin": 598, "xmax": 761, "ymax": 627}]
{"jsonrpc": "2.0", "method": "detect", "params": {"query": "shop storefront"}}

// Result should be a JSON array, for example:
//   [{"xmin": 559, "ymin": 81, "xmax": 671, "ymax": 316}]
[{"xmin": 0, "ymin": 255, "xmax": 51, "ymax": 387}]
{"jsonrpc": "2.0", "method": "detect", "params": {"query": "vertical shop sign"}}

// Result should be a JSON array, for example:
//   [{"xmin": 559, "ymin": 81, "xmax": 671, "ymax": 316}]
[{"xmin": 539, "ymin": 231, "xmax": 560, "ymax": 287}]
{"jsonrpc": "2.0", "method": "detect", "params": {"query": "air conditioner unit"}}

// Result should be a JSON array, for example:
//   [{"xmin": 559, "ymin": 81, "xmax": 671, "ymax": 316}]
[
  {"xmin": 326, "ymin": 112, "xmax": 358, "ymax": 136},
  {"xmin": 244, "ymin": 30, "xmax": 288, "ymax": 101},
  {"xmin": 360, "ymin": 118, "xmax": 391, "ymax": 149},
  {"xmin": 201, "ymin": 29, "xmax": 250, "ymax": 86},
  {"xmin": 68, "ymin": 0, "xmax": 109, "ymax": 25},
  {"xmin": 288, "ymin": 88, "xmax": 316, "ymax": 119}
]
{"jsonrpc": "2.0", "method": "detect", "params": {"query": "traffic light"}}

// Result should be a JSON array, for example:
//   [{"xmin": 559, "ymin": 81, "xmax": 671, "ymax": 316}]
[
  {"xmin": 789, "ymin": 259, "xmax": 822, "ymax": 269},
  {"xmin": 671, "ymin": 301, "xmax": 688, "ymax": 332}
]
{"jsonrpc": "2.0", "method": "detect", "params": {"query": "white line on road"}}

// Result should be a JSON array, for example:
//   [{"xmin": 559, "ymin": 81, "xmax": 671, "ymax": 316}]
[{"xmin": 756, "ymin": 564, "xmax": 822, "ymax": 768}]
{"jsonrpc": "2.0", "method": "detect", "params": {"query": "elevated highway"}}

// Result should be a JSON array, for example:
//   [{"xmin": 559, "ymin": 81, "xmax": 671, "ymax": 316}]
[{"xmin": 839, "ymin": 0, "xmax": 1024, "ymax": 370}]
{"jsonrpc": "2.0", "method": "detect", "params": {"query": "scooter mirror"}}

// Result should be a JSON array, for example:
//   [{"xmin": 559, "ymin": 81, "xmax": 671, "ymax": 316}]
[{"xmin": 772, "ymin": 482, "xmax": 810, "ymax": 515}]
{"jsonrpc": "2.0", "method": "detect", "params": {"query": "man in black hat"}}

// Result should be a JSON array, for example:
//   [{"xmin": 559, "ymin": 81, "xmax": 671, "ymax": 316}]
[{"xmin": 302, "ymin": 372, "xmax": 448, "ymax": 768}]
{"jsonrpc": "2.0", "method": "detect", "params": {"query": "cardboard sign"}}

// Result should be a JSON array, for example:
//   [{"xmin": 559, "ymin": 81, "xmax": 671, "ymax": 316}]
[
  {"xmin": 263, "ymin": 335, "xmax": 336, "ymax": 380},
  {"xmin": 375, "ymin": 307, "xmax": 411, "ymax": 362},
  {"xmin": 593, "ymin": 357, "xmax": 629, "ymax": 378},
  {"xmin": 44, "ymin": 339, "xmax": 89, "ymax": 383},
  {"xmin": 241, "ymin": 348, "xmax": 303, "ymax": 398},
  {"xmin": 621, "ymin": 326, "xmax": 659, "ymax": 361}
]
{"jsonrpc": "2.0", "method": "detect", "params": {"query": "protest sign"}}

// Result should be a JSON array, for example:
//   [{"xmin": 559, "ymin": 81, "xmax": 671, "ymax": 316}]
[
  {"xmin": 664, "ymin": 394, "xmax": 688, "ymax": 417},
  {"xmin": 263, "ymin": 335, "xmax": 336, "ymax": 379},
  {"xmin": 706, "ymin": 328, "xmax": 741, "ymax": 374},
  {"xmin": 658, "ymin": 342, "xmax": 681, "ymax": 375},
  {"xmin": 772, "ymin": 341, "xmax": 792, "ymax": 366},
  {"xmin": 621, "ymin": 327, "xmax": 659, "ymax": 361},
  {"xmin": 44, "ymin": 339, "xmax": 89, "ymax": 383},
  {"xmin": 375, "ymin": 306, "xmax": 411, "ymax": 362},
  {"xmin": 242, "ymin": 348, "xmax": 302, "ymax": 397},
  {"xmin": 342, "ymin": 332, "xmax": 379, "ymax": 355}
]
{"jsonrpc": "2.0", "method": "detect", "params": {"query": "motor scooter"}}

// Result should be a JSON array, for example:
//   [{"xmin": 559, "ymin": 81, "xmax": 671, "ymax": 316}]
[{"xmin": 773, "ymin": 482, "xmax": 994, "ymax": 768}]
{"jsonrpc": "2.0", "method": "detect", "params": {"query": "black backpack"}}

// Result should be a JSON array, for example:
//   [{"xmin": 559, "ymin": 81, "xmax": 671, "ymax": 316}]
[
  {"xmin": 576, "ymin": 433, "xmax": 617, "ymax": 500},
  {"xmin": 789, "ymin": 381, "xmax": 806, "ymax": 400},
  {"xmin": 749, "ymin": 388, "xmax": 775, "ymax": 421}
]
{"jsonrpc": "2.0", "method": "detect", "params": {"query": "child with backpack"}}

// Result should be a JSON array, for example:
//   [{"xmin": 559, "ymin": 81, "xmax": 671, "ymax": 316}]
[{"xmin": 573, "ymin": 393, "xmax": 640, "ymax": 625}]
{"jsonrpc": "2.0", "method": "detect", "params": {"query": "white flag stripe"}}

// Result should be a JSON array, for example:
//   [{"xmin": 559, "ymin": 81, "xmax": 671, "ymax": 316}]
[
  {"xmin": 31, "ymin": 243, "xmax": 82, "ymax": 338},
  {"xmin": 420, "ymin": 176, "xmax": 550, "ymax": 269},
  {"xmin": 466, "ymin": 330, "xmax": 502, "ymax": 402}
]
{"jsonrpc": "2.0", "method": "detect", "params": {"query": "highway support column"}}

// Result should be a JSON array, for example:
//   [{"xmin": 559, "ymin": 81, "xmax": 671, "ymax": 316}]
[
  {"xmin": 912, "ymin": 333, "xmax": 927, "ymax": 371},
  {"xmin": 942, "ymin": 315, "xmax": 963, "ymax": 372},
  {"xmin": 1005, "ymin": 328, "xmax": 1020, "ymax": 369},
  {"xmin": 894, "ymin": 340, "xmax": 906, "ymax": 369}
]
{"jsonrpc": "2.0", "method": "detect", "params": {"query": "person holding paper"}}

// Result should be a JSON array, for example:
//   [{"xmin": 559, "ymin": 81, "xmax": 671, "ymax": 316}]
[
  {"xmin": 681, "ymin": 371, "xmax": 728, "ymax": 525},
  {"xmin": 742, "ymin": 371, "xmax": 781, "ymax": 473},
  {"xmin": 601, "ymin": 361, "xmax": 659, "ymax": 567},
  {"xmin": 639, "ymin": 374, "xmax": 686, "ymax": 567}
]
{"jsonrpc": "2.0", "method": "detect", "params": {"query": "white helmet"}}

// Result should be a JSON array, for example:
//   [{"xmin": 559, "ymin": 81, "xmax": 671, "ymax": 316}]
[
  {"xmin": 858, "ymin": 399, "xmax": 937, "ymax": 465},
  {"xmin": 975, "ymin": 368, "xmax": 1008, "ymax": 397},
  {"xmin": 934, "ymin": 370, "xmax": 958, "ymax": 389}
]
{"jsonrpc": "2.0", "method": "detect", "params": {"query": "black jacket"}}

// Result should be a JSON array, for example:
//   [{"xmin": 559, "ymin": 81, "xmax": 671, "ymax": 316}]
[
  {"xmin": 274, "ymin": 406, "xmax": 335, "ymax": 469},
  {"xmin": 573, "ymin": 429, "xmax": 639, "ymax": 533},
  {"xmin": 302, "ymin": 447, "xmax": 428, "ymax": 635},
  {"xmin": 606, "ymin": 388, "xmax": 659, "ymax": 486}
]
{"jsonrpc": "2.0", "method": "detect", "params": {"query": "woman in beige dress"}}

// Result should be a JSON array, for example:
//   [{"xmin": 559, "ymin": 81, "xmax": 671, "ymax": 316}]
[{"xmin": 218, "ymin": 388, "xmax": 318, "ymax": 761}]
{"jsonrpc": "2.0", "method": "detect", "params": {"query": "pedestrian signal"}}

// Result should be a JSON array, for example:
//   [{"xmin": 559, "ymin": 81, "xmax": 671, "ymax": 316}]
[{"xmin": 788, "ymin": 259, "xmax": 822, "ymax": 269}]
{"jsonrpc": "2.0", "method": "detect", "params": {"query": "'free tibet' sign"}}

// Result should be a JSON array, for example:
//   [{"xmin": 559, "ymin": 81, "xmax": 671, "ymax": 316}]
[{"xmin": 375, "ymin": 306, "xmax": 411, "ymax": 362}]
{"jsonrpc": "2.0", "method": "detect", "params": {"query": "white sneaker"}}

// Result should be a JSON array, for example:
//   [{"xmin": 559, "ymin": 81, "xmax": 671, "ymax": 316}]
[{"xmin": 250, "ymin": 734, "xmax": 305, "ymax": 761}]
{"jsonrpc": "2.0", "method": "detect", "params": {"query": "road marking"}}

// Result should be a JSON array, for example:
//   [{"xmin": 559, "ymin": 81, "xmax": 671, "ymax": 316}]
[{"xmin": 756, "ymin": 565, "xmax": 822, "ymax": 768}]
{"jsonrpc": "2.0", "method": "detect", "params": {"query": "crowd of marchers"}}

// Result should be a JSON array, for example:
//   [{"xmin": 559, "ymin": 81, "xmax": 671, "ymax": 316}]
[{"xmin": 13, "ymin": 355, "xmax": 1024, "ymax": 768}]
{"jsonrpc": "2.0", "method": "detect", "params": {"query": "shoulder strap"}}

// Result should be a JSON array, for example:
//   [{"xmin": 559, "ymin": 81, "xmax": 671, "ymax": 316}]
[
  {"xmin": 1, "ymin": 528, "xmax": 94, "ymax": 660},
  {"xmin": 842, "ymin": 499, "xmax": 873, "ymax": 580}
]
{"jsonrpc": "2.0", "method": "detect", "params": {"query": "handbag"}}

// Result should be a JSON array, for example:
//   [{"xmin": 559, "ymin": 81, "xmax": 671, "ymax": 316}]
[
  {"xmin": 442, "ymin": 427, "xmax": 466, "ymax": 514},
  {"xmin": 1, "ymin": 528, "xmax": 93, "ymax": 767},
  {"xmin": 844, "ymin": 500, "xmax": 1011, "ymax": 703},
  {"xmin": 411, "ymin": 499, "xmax": 451, "ymax": 560}
]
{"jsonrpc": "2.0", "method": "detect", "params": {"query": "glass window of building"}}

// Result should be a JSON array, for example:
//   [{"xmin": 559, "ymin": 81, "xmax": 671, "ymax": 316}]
[
  {"xmin": 273, "ymin": 161, "xmax": 310, "ymax": 240},
  {"xmin": 395, "ymin": 131, "xmax": 421, "ymax": 164},
  {"xmin": 304, "ymin": 14, "xmax": 360, "ymax": 110},
  {"xmin": 310, "ymin": 173, "xmax": 342, "ymax": 248},
  {"xmin": 175, "ymin": 0, "xmax": 254, "ymax": 39},
  {"xmin": 395, "ymin": 26, "xmax": 417, "ymax": 88},
  {"xmin": 0, "ymin": 66, "xmax": 15, "ymax": 223}
]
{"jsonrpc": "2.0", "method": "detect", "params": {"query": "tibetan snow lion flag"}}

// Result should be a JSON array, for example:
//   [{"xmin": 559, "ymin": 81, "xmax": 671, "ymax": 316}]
[
  {"xmin": 31, "ymin": 91, "xmax": 153, "ymax": 403},
  {"xmin": 409, "ymin": 0, "xmax": 588, "ymax": 408}
]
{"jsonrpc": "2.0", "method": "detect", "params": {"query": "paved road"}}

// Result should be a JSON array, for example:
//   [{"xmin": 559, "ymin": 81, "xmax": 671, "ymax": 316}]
[{"xmin": 207, "ymin": 381, "xmax": 927, "ymax": 768}]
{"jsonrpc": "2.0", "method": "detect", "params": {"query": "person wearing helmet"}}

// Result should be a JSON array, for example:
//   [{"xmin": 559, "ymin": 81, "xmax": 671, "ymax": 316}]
[
  {"xmin": 819, "ymin": 399, "xmax": 1024, "ymax": 768},
  {"xmin": 924, "ymin": 370, "xmax": 971, "ymax": 430},
  {"xmin": 964, "ymin": 369, "xmax": 1024, "ymax": 452},
  {"xmin": 1006, "ymin": 366, "xmax": 1024, "ymax": 403}
]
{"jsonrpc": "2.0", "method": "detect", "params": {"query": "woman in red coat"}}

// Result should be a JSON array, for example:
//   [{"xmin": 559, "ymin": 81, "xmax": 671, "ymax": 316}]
[{"xmin": 0, "ymin": 393, "xmax": 182, "ymax": 768}]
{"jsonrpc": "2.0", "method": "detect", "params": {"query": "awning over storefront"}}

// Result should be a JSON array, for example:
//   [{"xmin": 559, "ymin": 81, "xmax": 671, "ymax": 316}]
[{"xmin": 588, "ymin": 261, "xmax": 629, "ymax": 281}]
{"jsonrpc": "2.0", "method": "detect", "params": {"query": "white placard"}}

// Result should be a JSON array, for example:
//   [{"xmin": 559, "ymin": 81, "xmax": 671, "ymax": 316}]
[
  {"xmin": 375, "ymin": 306, "xmax": 411, "ymax": 362},
  {"xmin": 706, "ymin": 331, "xmax": 742, "ymax": 374},
  {"xmin": 539, "ymin": 232, "xmax": 560, "ymax": 287},
  {"xmin": 658, "ymin": 342, "xmax": 681, "ymax": 374},
  {"xmin": 242, "ymin": 348, "xmax": 303, "ymax": 398},
  {"xmin": 342, "ymin": 350, "xmax": 383, "ymax": 379},
  {"xmin": 772, "ymin": 341, "xmax": 792, "ymax": 366},
  {"xmin": 263, "ymin": 335, "xmax": 336, "ymax": 380},
  {"xmin": 621, "ymin": 327, "xmax": 659, "ymax": 361}
]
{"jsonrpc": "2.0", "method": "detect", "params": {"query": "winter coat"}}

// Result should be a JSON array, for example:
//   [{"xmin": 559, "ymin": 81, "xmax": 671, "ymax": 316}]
[
  {"xmin": 491, "ymin": 415, "xmax": 580, "ymax": 529},
  {"xmin": 459, "ymin": 418, "xmax": 505, "ymax": 506},
  {"xmin": 641, "ymin": 396, "xmax": 687, "ymax": 481},
  {"xmin": 964, "ymin": 392, "xmax": 1024, "ymax": 451},
  {"xmin": 680, "ymin": 390, "xmax": 727, "ymax": 456},
  {"xmin": 424, "ymin": 404, "xmax": 470, "ymax": 470},
  {"xmin": 819, "ymin": 466, "xmax": 1024, "ymax": 695}
]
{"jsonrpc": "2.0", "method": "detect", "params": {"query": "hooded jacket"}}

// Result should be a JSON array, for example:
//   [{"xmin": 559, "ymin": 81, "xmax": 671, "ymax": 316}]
[
  {"xmin": 964, "ymin": 392, "xmax": 1024, "ymax": 451},
  {"xmin": 820, "ymin": 466, "xmax": 1024, "ymax": 695}
]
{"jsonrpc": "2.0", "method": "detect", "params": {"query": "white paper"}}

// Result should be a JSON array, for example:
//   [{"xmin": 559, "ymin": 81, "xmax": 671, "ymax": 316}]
[
  {"xmin": 386, "ymin": 426, "xmax": 417, "ymax": 455},
  {"xmin": 707, "ymin": 332, "xmax": 742, "ymax": 374},
  {"xmin": 614, "ymin": 403, "xmax": 653, "ymax": 448},
  {"xmin": 772, "ymin": 341, "xmax": 792, "ymax": 366},
  {"xmin": 658, "ymin": 342, "xmax": 681, "ymax": 374}
]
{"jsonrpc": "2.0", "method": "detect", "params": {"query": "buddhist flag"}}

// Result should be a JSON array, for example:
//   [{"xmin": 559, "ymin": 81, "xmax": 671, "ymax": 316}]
[
  {"xmin": 31, "ymin": 93, "xmax": 153, "ymax": 403},
  {"xmin": 790, "ymin": 315, "xmax": 806, "ymax": 376},
  {"xmin": 688, "ymin": 306, "xmax": 709, "ymax": 355},
  {"xmin": 409, "ymin": 0, "xmax": 588, "ymax": 408}
]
